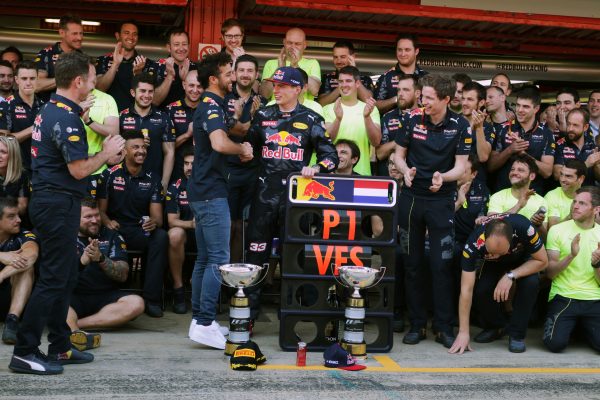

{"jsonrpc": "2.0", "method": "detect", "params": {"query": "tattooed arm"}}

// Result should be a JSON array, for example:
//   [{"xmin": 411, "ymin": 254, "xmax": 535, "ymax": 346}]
[{"xmin": 98, "ymin": 256, "xmax": 129, "ymax": 283}]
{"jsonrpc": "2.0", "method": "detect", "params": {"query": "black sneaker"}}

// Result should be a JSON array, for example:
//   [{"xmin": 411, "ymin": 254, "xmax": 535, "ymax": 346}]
[
  {"xmin": 402, "ymin": 328, "xmax": 426, "ymax": 345},
  {"xmin": 435, "ymin": 331, "xmax": 456, "ymax": 349},
  {"xmin": 145, "ymin": 302, "xmax": 163, "ymax": 318},
  {"xmin": 9, "ymin": 350, "xmax": 63, "ymax": 375},
  {"xmin": 474, "ymin": 328, "xmax": 505, "ymax": 343},
  {"xmin": 49, "ymin": 348, "xmax": 94, "ymax": 365},
  {"xmin": 172, "ymin": 287, "xmax": 187, "ymax": 314},
  {"xmin": 508, "ymin": 337, "xmax": 526, "ymax": 353},
  {"xmin": 2, "ymin": 313, "xmax": 19, "ymax": 344},
  {"xmin": 393, "ymin": 319, "xmax": 405, "ymax": 333}
]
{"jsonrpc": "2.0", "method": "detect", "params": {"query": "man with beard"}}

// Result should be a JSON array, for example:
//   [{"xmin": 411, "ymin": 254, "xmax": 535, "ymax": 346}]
[
  {"xmin": 166, "ymin": 69, "xmax": 202, "ymax": 180},
  {"xmin": 545, "ymin": 160, "xmax": 586, "ymax": 230},
  {"xmin": 147, "ymin": 29, "xmax": 195, "ymax": 109},
  {"xmin": 0, "ymin": 61, "xmax": 44, "ymax": 171},
  {"xmin": 67, "ymin": 198, "xmax": 144, "ymax": 350},
  {"xmin": 119, "ymin": 73, "xmax": 175, "ymax": 190},
  {"xmin": 449, "ymin": 73, "xmax": 471, "ymax": 114},
  {"xmin": 587, "ymin": 90, "xmax": 600, "ymax": 140},
  {"xmin": 97, "ymin": 130, "xmax": 167, "ymax": 318},
  {"xmin": 318, "ymin": 41, "xmax": 374, "ymax": 106},
  {"xmin": 0, "ymin": 61, "xmax": 14, "ymax": 102},
  {"xmin": 375, "ymin": 34, "xmax": 427, "ymax": 114},
  {"xmin": 96, "ymin": 21, "xmax": 150, "ymax": 112},
  {"xmin": 553, "ymin": 108, "xmax": 600, "ymax": 185},
  {"xmin": 376, "ymin": 74, "xmax": 421, "ymax": 177}
]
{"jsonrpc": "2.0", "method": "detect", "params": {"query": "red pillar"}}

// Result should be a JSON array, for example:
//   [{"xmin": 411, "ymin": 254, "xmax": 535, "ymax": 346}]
[{"xmin": 185, "ymin": 0, "xmax": 237, "ymax": 60}]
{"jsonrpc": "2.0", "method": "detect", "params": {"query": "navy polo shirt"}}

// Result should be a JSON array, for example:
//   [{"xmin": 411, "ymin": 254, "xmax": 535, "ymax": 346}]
[
  {"xmin": 96, "ymin": 163, "xmax": 164, "ymax": 227},
  {"xmin": 319, "ymin": 71, "xmax": 374, "ymax": 96},
  {"xmin": 0, "ymin": 93, "xmax": 44, "ymax": 170},
  {"xmin": 145, "ymin": 59, "xmax": 197, "ymax": 109},
  {"xmin": 96, "ymin": 51, "xmax": 151, "ymax": 112},
  {"xmin": 34, "ymin": 42, "xmax": 64, "ymax": 102},
  {"xmin": 188, "ymin": 91, "xmax": 229, "ymax": 202},
  {"xmin": 374, "ymin": 64, "xmax": 427, "ymax": 101},
  {"xmin": 166, "ymin": 98, "xmax": 195, "ymax": 177},
  {"xmin": 0, "ymin": 230, "xmax": 37, "ymax": 270},
  {"xmin": 75, "ymin": 226, "xmax": 128, "ymax": 294},
  {"xmin": 395, "ymin": 107, "xmax": 472, "ymax": 198},
  {"xmin": 471, "ymin": 121, "xmax": 496, "ymax": 185},
  {"xmin": 0, "ymin": 173, "xmax": 30, "ymax": 200},
  {"xmin": 31, "ymin": 93, "xmax": 89, "ymax": 198},
  {"xmin": 555, "ymin": 135, "xmax": 598, "ymax": 186},
  {"xmin": 166, "ymin": 176, "xmax": 193, "ymax": 221},
  {"xmin": 454, "ymin": 179, "xmax": 490, "ymax": 244},
  {"xmin": 377, "ymin": 108, "xmax": 403, "ymax": 176},
  {"xmin": 119, "ymin": 106, "xmax": 175, "ymax": 177}
]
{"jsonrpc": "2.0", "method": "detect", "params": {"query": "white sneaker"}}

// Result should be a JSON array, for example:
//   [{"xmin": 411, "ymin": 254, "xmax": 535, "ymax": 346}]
[
  {"xmin": 190, "ymin": 318, "xmax": 229, "ymax": 336},
  {"xmin": 190, "ymin": 321, "xmax": 226, "ymax": 349}
]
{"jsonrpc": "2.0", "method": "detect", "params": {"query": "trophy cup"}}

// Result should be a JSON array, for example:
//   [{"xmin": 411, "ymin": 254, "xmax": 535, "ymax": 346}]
[
  {"xmin": 333, "ymin": 265, "xmax": 386, "ymax": 359},
  {"xmin": 219, "ymin": 263, "xmax": 267, "ymax": 356}
]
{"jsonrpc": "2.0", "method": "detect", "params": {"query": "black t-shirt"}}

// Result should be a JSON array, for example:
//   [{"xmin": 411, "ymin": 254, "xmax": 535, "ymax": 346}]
[
  {"xmin": 454, "ymin": 180, "xmax": 490, "ymax": 244},
  {"xmin": 96, "ymin": 163, "xmax": 164, "ymax": 226},
  {"xmin": 378, "ymin": 108, "xmax": 403, "ymax": 176},
  {"xmin": 374, "ymin": 64, "xmax": 427, "ymax": 101},
  {"xmin": 34, "ymin": 42, "xmax": 64, "ymax": 102},
  {"xmin": 461, "ymin": 213, "xmax": 543, "ymax": 272},
  {"xmin": 0, "ymin": 230, "xmax": 37, "ymax": 271},
  {"xmin": 75, "ymin": 226, "xmax": 128, "ymax": 294},
  {"xmin": 145, "ymin": 59, "xmax": 197, "ymax": 109},
  {"xmin": 166, "ymin": 176, "xmax": 193, "ymax": 222},
  {"xmin": 555, "ymin": 135, "xmax": 598, "ymax": 186},
  {"xmin": 471, "ymin": 121, "xmax": 496, "ymax": 185},
  {"xmin": 395, "ymin": 108, "xmax": 472, "ymax": 198},
  {"xmin": 0, "ymin": 173, "xmax": 30, "ymax": 200},
  {"xmin": 319, "ymin": 71, "xmax": 375, "ymax": 96},
  {"xmin": 165, "ymin": 98, "xmax": 196, "ymax": 179},
  {"xmin": 31, "ymin": 94, "xmax": 89, "ymax": 198}
]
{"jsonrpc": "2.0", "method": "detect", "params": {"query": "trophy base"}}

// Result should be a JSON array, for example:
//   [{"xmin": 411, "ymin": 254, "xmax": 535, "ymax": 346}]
[
  {"xmin": 346, "ymin": 297, "xmax": 364, "ymax": 308},
  {"xmin": 341, "ymin": 342, "xmax": 367, "ymax": 360},
  {"xmin": 230, "ymin": 296, "xmax": 249, "ymax": 307},
  {"xmin": 224, "ymin": 341, "xmax": 241, "ymax": 357}
]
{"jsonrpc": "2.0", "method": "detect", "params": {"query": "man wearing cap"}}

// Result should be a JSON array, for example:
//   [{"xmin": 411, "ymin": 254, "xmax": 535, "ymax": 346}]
[{"xmin": 246, "ymin": 66, "xmax": 338, "ymax": 325}]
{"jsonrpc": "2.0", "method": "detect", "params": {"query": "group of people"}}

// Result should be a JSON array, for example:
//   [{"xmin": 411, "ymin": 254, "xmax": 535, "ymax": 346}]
[{"xmin": 0, "ymin": 14, "xmax": 599, "ymax": 375}]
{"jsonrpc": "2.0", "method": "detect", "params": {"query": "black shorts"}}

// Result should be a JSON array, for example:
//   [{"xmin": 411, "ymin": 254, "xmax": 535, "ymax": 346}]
[
  {"xmin": 228, "ymin": 166, "xmax": 258, "ymax": 220},
  {"xmin": 0, "ymin": 280, "xmax": 11, "ymax": 320},
  {"xmin": 70, "ymin": 290, "xmax": 128, "ymax": 318}
]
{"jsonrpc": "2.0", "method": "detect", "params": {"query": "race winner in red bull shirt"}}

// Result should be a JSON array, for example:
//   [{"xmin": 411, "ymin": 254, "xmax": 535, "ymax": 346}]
[{"xmin": 245, "ymin": 66, "xmax": 338, "ymax": 323}]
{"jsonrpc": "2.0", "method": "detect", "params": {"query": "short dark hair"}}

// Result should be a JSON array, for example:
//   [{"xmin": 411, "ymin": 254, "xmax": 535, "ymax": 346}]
[
  {"xmin": 182, "ymin": 145, "xmax": 195, "ymax": 159},
  {"xmin": 395, "ymin": 33, "xmax": 419, "ymax": 49},
  {"xmin": 567, "ymin": 107, "xmax": 590, "ymax": 125},
  {"xmin": 54, "ymin": 51, "xmax": 92, "ymax": 89},
  {"xmin": 335, "ymin": 139, "xmax": 361, "ymax": 164},
  {"xmin": 487, "ymin": 85, "xmax": 505, "ymax": 96},
  {"xmin": 0, "ymin": 60, "xmax": 12, "ymax": 70},
  {"xmin": 0, "ymin": 197, "xmax": 18, "ymax": 218},
  {"xmin": 467, "ymin": 152, "xmax": 481, "ymax": 173},
  {"xmin": 338, "ymin": 65, "xmax": 360, "ymax": 81},
  {"xmin": 167, "ymin": 28, "xmax": 189, "ymax": 43},
  {"xmin": 563, "ymin": 159, "xmax": 587, "ymax": 178},
  {"xmin": 397, "ymin": 74, "xmax": 421, "ymax": 91},
  {"xmin": 588, "ymin": 89, "xmax": 600, "ymax": 99},
  {"xmin": 452, "ymin": 73, "xmax": 472, "ymax": 86},
  {"xmin": 197, "ymin": 52, "xmax": 231, "ymax": 90},
  {"xmin": 131, "ymin": 72, "xmax": 155, "ymax": 90},
  {"xmin": 333, "ymin": 40, "xmax": 355, "ymax": 54},
  {"xmin": 484, "ymin": 219, "xmax": 514, "ymax": 242},
  {"xmin": 15, "ymin": 61, "xmax": 37, "ymax": 75},
  {"xmin": 556, "ymin": 87, "xmax": 580, "ymax": 104},
  {"xmin": 297, "ymin": 68, "xmax": 308, "ymax": 85},
  {"xmin": 59, "ymin": 15, "xmax": 82, "ymax": 30},
  {"xmin": 118, "ymin": 20, "xmax": 139, "ymax": 34},
  {"xmin": 462, "ymin": 81, "xmax": 486, "ymax": 102},
  {"xmin": 234, "ymin": 54, "xmax": 258, "ymax": 71},
  {"xmin": 419, "ymin": 74, "xmax": 455, "ymax": 100},
  {"xmin": 121, "ymin": 130, "xmax": 145, "ymax": 141},
  {"xmin": 576, "ymin": 186, "xmax": 600, "ymax": 207},
  {"xmin": 81, "ymin": 197, "xmax": 98, "ymax": 209},
  {"xmin": 221, "ymin": 18, "xmax": 244, "ymax": 35},
  {"xmin": 510, "ymin": 153, "xmax": 538, "ymax": 176},
  {"xmin": 516, "ymin": 85, "xmax": 542, "ymax": 107},
  {"xmin": 1, "ymin": 46, "xmax": 23, "ymax": 62},
  {"xmin": 491, "ymin": 73, "xmax": 511, "ymax": 86}
]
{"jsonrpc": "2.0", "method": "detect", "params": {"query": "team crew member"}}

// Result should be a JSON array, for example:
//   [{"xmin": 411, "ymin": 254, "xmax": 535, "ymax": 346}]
[
  {"xmin": 0, "ymin": 61, "xmax": 14, "ymax": 101},
  {"xmin": 0, "ymin": 136, "xmax": 29, "ymax": 217},
  {"xmin": 334, "ymin": 139, "xmax": 360, "ymax": 175},
  {"xmin": 247, "ymin": 66, "xmax": 338, "ymax": 322},
  {"xmin": 1, "ymin": 47, "xmax": 23, "ymax": 70},
  {"xmin": 449, "ymin": 73, "xmax": 471, "ymax": 114},
  {"xmin": 166, "ymin": 147, "xmax": 195, "ymax": 314},
  {"xmin": 374, "ymin": 34, "xmax": 427, "ymax": 114},
  {"xmin": 67, "ymin": 198, "xmax": 144, "ymax": 350},
  {"xmin": 546, "ymin": 88, "xmax": 581, "ymax": 136},
  {"xmin": 322, "ymin": 66, "xmax": 380, "ymax": 175},
  {"xmin": 34, "ymin": 15, "xmax": 84, "ymax": 101},
  {"xmin": 188, "ymin": 52, "xmax": 253, "ymax": 349},
  {"xmin": 544, "ymin": 187, "xmax": 600, "ymax": 353},
  {"xmin": 146, "ymin": 29, "xmax": 195, "ymax": 109},
  {"xmin": 318, "ymin": 41, "xmax": 374, "ymax": 106},
  {"xmin": 553, "ymin": 108, "xmax": 600, "ymax": 185},
  {"xmin": 120, "ymin": 73, "xmax": 175, "ymax": 190},
  {"xmin": 0, "ymin": 198, "xmax": 38, "ymax": 345},
  {"xmin": 393, "ymin": 74, "xmax": 471, "ymax": 349},
  {"xmin": 260, "ymin": 28, "xmax": 321, "ymax": 100},
  {"xmin": 166, "ymin": 69, "xmax": 201, "ymax": 180},
  {"xmin": 0, "ymin": 61, "xmax": 44, "ymax": 171},
  {"xmin": 587, "ymin": 90, "xmax": 600, "ymax": 139},
  {"xmin": 11, "ymin": 51, "xmax": 125, "ymax": 375},
  {"xmin": 491, "ymin": 73, "xmax": 512, "ymax": 97},
  {"xmin": 97, "ymin": 130, "xmax": 167, "ymax": 318},
  {"xmin": 220, "ymin": 18, "xmax": 247, "ymax": 65},
  {"xmin": 96, "ymin": 21, "xmax": 150, "ymax": 111},
  {"xmin": 485, "ymin": 86, "xmax": 510, "ymax": 136},
  {"xmin": 546, "ymin": 160, "xmax": 586, "ymax": 230},
  {"xmin": 377, "ymin": 74, "xmax": 421, "ymax": 176},
  {"xmin": 488, "ymin": 86, "xmax": 555, "ymax": 194},
  {"xmin": 449, "ymin": 214, "xmax": 547, "ymax": 354}
]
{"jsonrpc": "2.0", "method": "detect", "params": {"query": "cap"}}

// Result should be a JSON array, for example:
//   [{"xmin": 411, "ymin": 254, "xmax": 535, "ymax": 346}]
[
  {"xmin": 265, "ymin": 66, "xmax": 304, "ymax": 88},
  {"xmin": 230, "ymin": 341, "xmax": 267, "ymax": 371},
  {"xmin": 323, "ymin": 343, "xmax": 366, "ymax": 371}
]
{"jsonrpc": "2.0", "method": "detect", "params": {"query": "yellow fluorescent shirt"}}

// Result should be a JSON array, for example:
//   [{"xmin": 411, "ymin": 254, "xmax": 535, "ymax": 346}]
[{"xmin": 488, "ymin": 188, "xmax": 547, "ymax": 221}]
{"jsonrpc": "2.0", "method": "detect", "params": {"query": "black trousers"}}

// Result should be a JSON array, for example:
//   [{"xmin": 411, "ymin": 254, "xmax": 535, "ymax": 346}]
[
  {"xmin": 15, "ymin": 192, "xmax": 80, "ymax": 356},
  {"xmin": 543, "ymin": 295, "xmax": 600, "ymax": 353},
  {"xmin": 398, "ymin": 192, "xmax": 455, "ymax": 334},
  {"xmin": 474, "ymin": 263, "xmax": 539, "ymax": 339},
  {"xmin": 118, "ymin": 225, "xmax": 167, "ymax": 304}
]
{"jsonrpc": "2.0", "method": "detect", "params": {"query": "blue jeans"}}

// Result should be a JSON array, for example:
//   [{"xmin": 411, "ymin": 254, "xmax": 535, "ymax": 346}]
[{"xmin": 190, "ymin": 198, "xmax": 230, "ymax": 325}]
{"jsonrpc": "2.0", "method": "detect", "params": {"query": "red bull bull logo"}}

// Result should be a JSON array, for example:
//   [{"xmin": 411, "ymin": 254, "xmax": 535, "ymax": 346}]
[
  {"xmin": 303, "ymin": 180, "xmax": 335, "ymax": 201},
  {"xmin": 265, "ymin": 131, "xmax": 301, "ymax": 147}
]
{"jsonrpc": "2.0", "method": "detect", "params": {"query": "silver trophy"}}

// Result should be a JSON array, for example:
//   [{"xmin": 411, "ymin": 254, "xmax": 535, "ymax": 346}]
[
  {"xmin": 219, "ymin": 263, "xmax": 267, "ymax": 356},
  {"xmin": 333, "ymin": 265, "xmax": 386, "ymax": 359}
]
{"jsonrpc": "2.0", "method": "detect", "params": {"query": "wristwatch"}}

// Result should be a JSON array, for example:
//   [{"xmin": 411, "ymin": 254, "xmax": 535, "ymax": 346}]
[
  {"xmin": 85, "ymin": 117, "xmax": 94, "ymax": 126},
  {"xmin": 506, "ymin": 271, "xmax": 517, "ymax": 281}
]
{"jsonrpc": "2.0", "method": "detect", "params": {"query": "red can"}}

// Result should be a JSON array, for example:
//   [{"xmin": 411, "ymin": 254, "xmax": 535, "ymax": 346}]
[{"xmin": 296, "ymin": 341, "xmax": 307, "ymax": 367}]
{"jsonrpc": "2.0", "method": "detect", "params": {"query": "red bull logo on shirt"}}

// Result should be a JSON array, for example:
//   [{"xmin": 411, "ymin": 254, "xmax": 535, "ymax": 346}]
[{"xmin": 264, "ymin": 131, "xmax": 302, "ymax": 147}]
